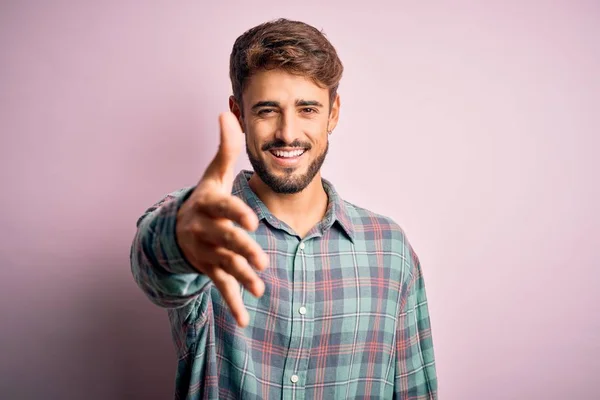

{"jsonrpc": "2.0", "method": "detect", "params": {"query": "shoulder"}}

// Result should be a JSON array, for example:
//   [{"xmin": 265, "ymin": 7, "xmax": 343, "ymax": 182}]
[
  {"xmin": 344, "ymin": 200, "xmax": 406, "ymax": 240},
  {"xmin": 343, "ymin": 200, "xmax": 420, "ymax": 273}
]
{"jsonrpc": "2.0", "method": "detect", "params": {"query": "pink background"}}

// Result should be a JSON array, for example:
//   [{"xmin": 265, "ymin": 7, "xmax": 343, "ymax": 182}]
[{"xmin": 1, "ymin": 1, "xmax": 598, "ymax": 399}]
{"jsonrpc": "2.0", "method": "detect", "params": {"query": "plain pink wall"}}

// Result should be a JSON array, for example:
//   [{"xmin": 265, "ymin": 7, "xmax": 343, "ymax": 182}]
[{"xmin": 1, "ymin": 1, "xmax": 598, "ymax": 399}]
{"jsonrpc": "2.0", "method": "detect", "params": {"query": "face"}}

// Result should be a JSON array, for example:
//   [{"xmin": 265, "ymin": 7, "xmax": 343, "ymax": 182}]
[{"xmin": 230, "ymin": 69, "xmax": 340, "ymax": 194}]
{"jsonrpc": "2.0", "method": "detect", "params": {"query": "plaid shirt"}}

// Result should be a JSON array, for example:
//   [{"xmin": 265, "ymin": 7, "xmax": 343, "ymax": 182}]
[{"xmin": 131, "ymin": 170, "xmax": 438, "ymax": 399}]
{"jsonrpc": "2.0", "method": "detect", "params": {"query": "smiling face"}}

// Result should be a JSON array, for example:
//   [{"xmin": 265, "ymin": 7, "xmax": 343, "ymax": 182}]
[{"xmin": 231, "ymin": 69, "xmax": 340, "ymax": 194}]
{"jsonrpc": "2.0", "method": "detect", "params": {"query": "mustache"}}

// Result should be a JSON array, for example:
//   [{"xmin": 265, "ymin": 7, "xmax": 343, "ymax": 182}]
[{"xmin": 262, "ymin": 139, "xmax": 312, "ymax": 151}]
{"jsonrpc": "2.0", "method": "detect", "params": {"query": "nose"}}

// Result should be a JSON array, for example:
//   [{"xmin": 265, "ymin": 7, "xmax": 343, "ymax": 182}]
[{"xmin": 274, "ymin": 111, "xmax": 298, "ymax": 144}]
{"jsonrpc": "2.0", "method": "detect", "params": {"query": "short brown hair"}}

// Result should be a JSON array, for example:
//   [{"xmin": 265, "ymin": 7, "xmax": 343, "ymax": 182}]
[{"xmin": 229, "ymin": 18, "xmax": 343, "ymax": 112}]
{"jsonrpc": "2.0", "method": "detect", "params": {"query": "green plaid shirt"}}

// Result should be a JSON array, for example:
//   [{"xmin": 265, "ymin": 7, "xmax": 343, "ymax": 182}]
[{"xmin": 131, "ymin": 170, "xmax": 438, "ymax": 399}]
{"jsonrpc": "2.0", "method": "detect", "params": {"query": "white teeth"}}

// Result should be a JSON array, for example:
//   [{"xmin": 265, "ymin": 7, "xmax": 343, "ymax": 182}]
[{"xmin": 272, "ymin": 149, "xmax": 305, "ymax": 158}]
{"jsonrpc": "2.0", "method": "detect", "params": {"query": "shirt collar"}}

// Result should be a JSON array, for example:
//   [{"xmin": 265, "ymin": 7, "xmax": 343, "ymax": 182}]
[{"xmin": 232, "ymin": 170, "xmax": 355, "ymax": 242}]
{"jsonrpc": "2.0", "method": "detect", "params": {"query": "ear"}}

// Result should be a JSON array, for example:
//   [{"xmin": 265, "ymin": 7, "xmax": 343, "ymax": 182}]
[
  {"xmin": 327, "ymin": 94, "xmax": 341, "ymax": 133},
  {"xmin": 229, "ymin": 95, "xmax": 244, "ymax": 128}
]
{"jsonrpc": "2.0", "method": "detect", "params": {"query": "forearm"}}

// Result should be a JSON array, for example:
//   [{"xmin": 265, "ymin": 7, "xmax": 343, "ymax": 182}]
[{"xmin": 130, "ymin": 187, "xmax": 211, "ymax": 308}]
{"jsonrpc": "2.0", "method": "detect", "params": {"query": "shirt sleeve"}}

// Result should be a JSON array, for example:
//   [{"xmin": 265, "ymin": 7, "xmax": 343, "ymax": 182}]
[
  {"xmin": 130, "ymin": 187, "xmax": 212, "ymax": 309},
  {"xmin": 394, "ymin": 249, "xmax": 438, "ymax": 399}
]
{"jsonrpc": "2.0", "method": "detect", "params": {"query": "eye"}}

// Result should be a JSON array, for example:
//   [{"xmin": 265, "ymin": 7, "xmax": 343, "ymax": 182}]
[
  {"xmin": 301, "ymin": 107, "xmax": 317, "ymax": 114},
  {"xmin": 258, "ymin": 109, "xmax": 276, "ymax": 116}
]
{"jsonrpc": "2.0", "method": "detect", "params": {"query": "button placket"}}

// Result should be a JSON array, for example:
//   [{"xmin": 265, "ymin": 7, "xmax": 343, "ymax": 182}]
[{"xmin": 282, "ymin": 238, "xmax": 313, "ymax": 399}]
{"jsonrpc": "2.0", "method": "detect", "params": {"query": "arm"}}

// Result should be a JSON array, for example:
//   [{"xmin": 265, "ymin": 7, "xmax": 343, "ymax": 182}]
[
  {"xmin": 130, "ymin": 113, "xmax": 269, "ymax": 327},
  {"xmin": 394, "ymin": 250, "xmax": 438, "ymax": 399},
  {"xmin": 130, "ymin": 187, "xmax": 212, "ymax": 309}
]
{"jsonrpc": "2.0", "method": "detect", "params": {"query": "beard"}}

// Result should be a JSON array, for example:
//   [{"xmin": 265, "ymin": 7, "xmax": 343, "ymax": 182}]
[{"xmin": 247, "ymin": 138, "xmax": 329, "ymax": 194}]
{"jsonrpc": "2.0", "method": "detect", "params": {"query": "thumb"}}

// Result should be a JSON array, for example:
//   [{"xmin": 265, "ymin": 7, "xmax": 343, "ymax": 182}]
[{"xmin": 203, "ymin": 112, "xmax": 244, "ymax": 189}]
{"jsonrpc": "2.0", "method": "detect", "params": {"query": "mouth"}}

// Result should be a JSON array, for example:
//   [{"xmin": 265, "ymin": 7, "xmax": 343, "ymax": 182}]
[
  {"xmin": 268, "ymin": 148, "xmax": 307, "ymax": 166},
  {"xmin": 269, "ymin": 148, "xmax": 307, "ymax": 158}
]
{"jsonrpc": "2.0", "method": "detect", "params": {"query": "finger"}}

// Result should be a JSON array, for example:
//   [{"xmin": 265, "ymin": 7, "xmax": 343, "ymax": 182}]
[
  {"xmin": 187, "ymin": 240, "xmax": 266, "ymax": 295},
  {"xmin": 202, "ymin": 112, "xmax": 244, "ymax": 192},
  {"xmin": 193, "ymin": 216, "xmax": 269, "ymax": 271},
  {"xmin": 208, "ymin": 267, "xmax": 249, "ymax": 327},
  {"xmin": 214, "ymin": 247, "xmax": 265, "ymax": 298},
  {"xmin": 195, "ymin": 191, "xmax": 259, "ymax": 231}
]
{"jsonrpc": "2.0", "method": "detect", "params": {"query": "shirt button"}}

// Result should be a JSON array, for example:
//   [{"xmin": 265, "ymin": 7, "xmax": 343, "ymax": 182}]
[
  {"xmin": 299, "ymin": 242, "xmax": 305, "ymax": 250},
  {"xmin": 290, "ymin": 374, "xmax": 299, "ymax": 383},
  {"xmin": 298, "ymin": 306, "xmax": 307, "ymax": 315}
]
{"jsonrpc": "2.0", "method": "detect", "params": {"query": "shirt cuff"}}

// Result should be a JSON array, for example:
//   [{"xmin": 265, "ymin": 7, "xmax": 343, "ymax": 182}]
[{"xmin": 157, "ymin": 186, "xmax": 201, "ymax": 275}]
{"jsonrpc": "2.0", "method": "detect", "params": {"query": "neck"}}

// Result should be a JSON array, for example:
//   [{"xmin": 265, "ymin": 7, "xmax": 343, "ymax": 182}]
[{"xmin": 248, "ymin": 172, "xmax": 328, "ymax": 238}]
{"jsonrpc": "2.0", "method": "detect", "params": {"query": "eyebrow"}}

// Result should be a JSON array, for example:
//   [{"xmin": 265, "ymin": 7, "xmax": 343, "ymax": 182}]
[
  {"xmin": 251, "ymin": 99, "xmax": 324, "ymax": 110},
  {"xmin": 296, "ymin": 99, "xmax": 324, "ymax": 108}
]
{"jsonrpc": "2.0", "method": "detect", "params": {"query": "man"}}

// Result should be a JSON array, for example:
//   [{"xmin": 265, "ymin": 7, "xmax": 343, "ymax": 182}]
[{"xmin": 131, "ymin": 18, "xmax": 438, "ymax": 399}]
